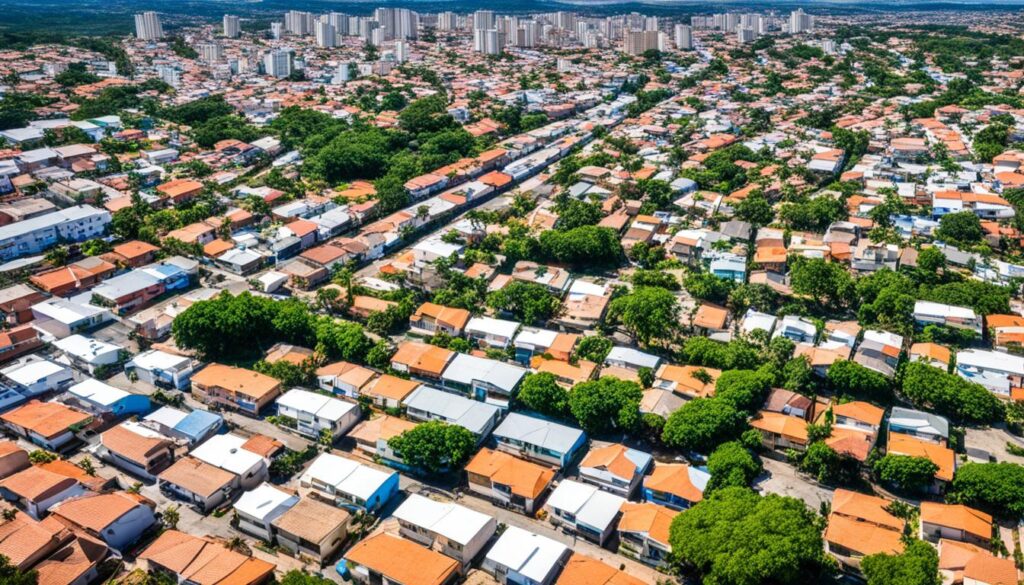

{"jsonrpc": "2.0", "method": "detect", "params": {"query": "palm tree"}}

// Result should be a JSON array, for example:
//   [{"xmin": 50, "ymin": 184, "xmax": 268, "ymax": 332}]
[{"xmin": 162, "ymin": 505, "xmax": 180, "ymax": 530}]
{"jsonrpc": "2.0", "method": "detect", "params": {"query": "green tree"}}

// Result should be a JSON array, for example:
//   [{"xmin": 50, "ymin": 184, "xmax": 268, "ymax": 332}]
[
  {"xmin": 714, "ymin": 369, "xmax": 773, "ymax": 413},
  {"xmin": 538, "ymin": 225, "xmax": 622, "ymax": 268},
  {"xmin": 668, "ymin": 487, "xmax": 832, "ymax": 585},
  {"xmin": 790, "ymin": 257, "xmax": 853, "ymax": 308},
  {"xmin": 873, "ymin": 454, "xmax": 938, "ymax": 494},
  {"xmin": 684, "ymin": 271, "xmax": 734, "ymax": 304},
  {"xmin": 278, "ymin": 570, "xmax": 336, "ymax": 585},
  {"xmin": 662, "ymin": 398, "xmax": 747, "ymax": 453},
  {"xmin": 947, "ymin": 462, "xmax": 1024, "ymax": 520},
  {"xmin": 516, "ymin": 372, "xmax": 570, "ymax": 419},
  {"xmin": 733, "ymin": 190, "xmax": 774, "ymax": 227},
  {"xmin": 901, "ymin": 362, "xmax": 1003, "ymax": 424},
  {"xmin": 387, "ymin": 421, "xmax": 476, "ymax": 475},
  {"xmin": 707, "ymin": 441, "xmax": 762, "ymax": 492},
  {"xmin": 574, "ymin": 335, "xmax": 613, "ymax": 363},
  {"xmin": 0, "ymin": 555, "xmax": 37, "ymax": 585},
  {"xmin": 486, "ymin": 281, "xmax": 561, "ymax": 324},
  {"xmin": 936, "ymin": 211, "xmax": 984, "ymax": 245},
  {"xmin": 569, "ymin": 377, "xmax": 643, "ymax": 435},
  {"xmin": 609, "ymin": 286, "xmax": 680, "ymax": 346},
  {"xmin": 861, "ymin": 539, "xmax": 941, "ymax": 585},
  {"xmin": 555, "ymin": 199, "xmax": 603, "ymax": 230},
  {"xmin": 826, "ymin": 360, "xmax": 891, "ymax": 402}
]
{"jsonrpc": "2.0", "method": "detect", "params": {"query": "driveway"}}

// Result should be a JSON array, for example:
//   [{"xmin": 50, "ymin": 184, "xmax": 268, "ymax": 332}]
[{"xmin": 755, "ymin": 457, "xmax": 834, "ymax": 512}]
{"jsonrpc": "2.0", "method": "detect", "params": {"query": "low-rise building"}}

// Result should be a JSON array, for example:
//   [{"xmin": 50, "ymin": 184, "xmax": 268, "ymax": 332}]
[
  {"xmin": 617, "ymin": 502, "xmax": 678, "ymax": 569},
  {"xmin": 157, "ymin": 456, "xmax": 236, "ymax": 513},
  {"xmin": 233, "ymin": 482, "xmax": 299, "ymax": 542},
  {"xmin": 299, "ymin": 453, "xmax": 399, "ymax": 513},
  {"xmin": 345, "ymin": 533, "xmax": 460, "ymax": 585},
  {"xmin": 191, "ymin": 363, "xmax": 282, "ymax": 416},
  {"xmin": 578, "ymin": 443, "xmax": 652, "ymax": 498},
  {"xmin": 49, "ymin": 492, "xmax": 155, "ymax": 552},
  {"xmin": 404, "ymin": 386, "xmax": 501, "ymax": 441},
  {"xmin": 492, "ymin": 412, "xmax": 587, "ymax": 468},
  {"xmin": 464, "ymin": 448, "xmax": 555, "ymax": 515},
  {"xmin": 272, "ymin": 497, "xmax": 351, "ymax": 565},
  {"xmin": 96, "ymin": 422, "xmax": 175, "ymax": 481},
  {"xmin": 394, "ymin": 494, "xmax": 497, "ymax": 570},
  {"xmin": 275, "ymin": 389, "xmax": 361, "ymax": 441},
  {"xmin": 139, "ymin": 530, "xmax": 275, "ymax": 584},
  {"xmin": 642, "ymin": 463, "xmax": 709, "ymax": 510},
  {"xmin": 546, "ymin": 479, "xmax": 625, "ymax": 545},
  {"xmin": 483, "ymin": 526, "xmax": 570, "ymax": 585}
]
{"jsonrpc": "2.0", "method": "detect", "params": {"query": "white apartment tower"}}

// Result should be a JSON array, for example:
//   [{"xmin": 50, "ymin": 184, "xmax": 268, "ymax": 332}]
[
  {"xmin": 474, "ymin": 28, "xmax": 501, "ymax": 54},
  {"xmin": 437, "ymin": 11, "xmax": 459, "ymax": 31},
  {"xmin": 329, "ymin": 13, "xmax": 350, "ymax": 36},
  {"xmin": 264, "ymin": 49, "xmax": 292, "ymax": 78},
  {"xmin": 674, "ymin": 24, "xmax": 692, "ymax": 50},
  {"xmin": 199, "ymin": 43, "xmax": 224, "ymax": 63},
  {"xmin": 623, "ymin": 29, "xmax": 660, "ymax": 55},
  {"xmin": 473, "ymin": 10, "xmax": 495, "ymax": 31},
  {"xmin": 789, "ymin": 9, "xmax": 814, "ymax": 34},
  {"xmin": 285, "ymin": 10, "xmax": 314, "ymax": 36},
  {"xmin": 316, "ymin": 21, "xmax": 337, "ymax": 47},
  {"xmin": 223, "ymin": 15, "xmax": 240, "ymax": 39},
  {"xmin": 134, "ymin": 12, "xmax": 164, "ymax": 41}
]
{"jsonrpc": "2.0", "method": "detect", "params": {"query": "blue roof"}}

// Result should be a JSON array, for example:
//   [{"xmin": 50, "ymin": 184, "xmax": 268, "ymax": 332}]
[{"xmin": 174, "ymin": 409, "xmax": 222, "ymax": 438}]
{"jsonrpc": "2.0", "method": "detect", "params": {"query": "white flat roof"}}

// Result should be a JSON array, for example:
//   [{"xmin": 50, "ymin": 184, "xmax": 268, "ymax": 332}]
[
  {"xmin": 485, "ymin": 526, "xmax": 568, "ymax": 583},
  {"xmin": 1, "ymin": 360, "xmax": 68, "ymax": 386},
  {"xmin": 547, "ymin": 479, "xmax": 625, "ymax": 530},
  {"xmin": 276, "ymin": 389, "xmax": 357, "ymax": 423},
  {"xmin": 393, "ymin": 494, "xmax": 493, "ymax": 545},
  {"xmin": 302, "ymin": 453, "xmax": 395, "ymax": 501},
  {"xmin": 466, "ymin": 316, "xmax": 520, "ymax": 339},
  {"xmin": 233, "ymin": 482, "xmax": 298, "ymax": 521},
  {"xmin": 130, "ymin": 349, "xmax": 189, "ymax": 371},
  {"xmin": 68, "ymin": 378, "xmax": 129, "ymax": 406},
  {"xmin": 190, "ymin": 433, "xmax": 263, "ymax": 476}
]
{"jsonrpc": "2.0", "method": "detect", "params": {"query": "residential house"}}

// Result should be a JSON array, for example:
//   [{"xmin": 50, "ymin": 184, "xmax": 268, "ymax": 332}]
[
  {"xmin": 920, "ymin": 502, "xmax": 992, "ymax": 547},
  {"xmin": 887, "ymin": 433, "xmax": 955, "ymax": 493},
  {"xmin": 157, "ymin": 456, "xmax": 236, "ymax": 513},
  {"xmin": 189, "ymin": 434, "xmax": 268, "ymax": 491},
  {"xmin": 0, "ymin": 284, "xmax": 46, "ymax": 324},
  {"xmin": 0, "ymin": 466, "xmax": 87, "ymax": 519},
  {"xmin": 439, "ymin": 353, "xmax": 526, "ymax": 408},
  {"xmin": 394, "ymin": 494, "xmax": 497, "ymax": 570},
  {"xmin": 124, "ymin": 349, "xmax": 194, "ymax": 390},
  {"xmin": 513, "ymin": 329, "xmax": 578, "ymax": 365},
  {"xmin": 51, "ymin": 335, "xmax": 123, "ymax": 375},
  {"xmin": 578, "ymin": 444, "xmax": 652, "ymax": 498},
  {"xmin": 749, "ymin": 410, "xmax": 810, "ymax": 452},
  {"xmin": 465, "ymin": 317, "xmax": 520, "ymax": 349},
  {"xmin": 390, "ymin": 341, "xmax": 455, "ymax": 381},
  {"xmin": 464, "ymin": 448, "xmax": 555, "ymax": 516},
  {"xmin": 0, "ymin": 400, "xmax": 92, "ymax": 450},
  {"xmin": 139, "ymin": 530, "xmax": 275, "ymax": 585},
  {"xmin": 409, "ymin": 303, "xmax": 471, "ymax": 337},
  {"xmin": 483, "ymin": 526, "xmax": 570, "ymax": 585},
  {"xmin": 95, "ymin": 422, "xmax": 175, "ymax": 481},
  {"xmin": 652, "ymin": 364, "xmax": 720, "ymax": 400},
  {"xmin": 913, "ymin": 301, "xmax": 982, "ymax": 334},
  {"xmin": 272, "ymin": 497, "xmax": 351, "ymax": 565},
  {"xmin": 315, "ymin": 361, "xmax": 377, "ymax": 399},
  {"xmin": 49, "ymin": 492, "xmax": 155, "ymax": 552},
  {"xmin": 774, "ymin": 315, "xmax": 818, "ymax": 344},
  {"xmin": 30, "ymin": 298, "xmax": 112, "ymax": 339},
  {"xmin": 404, "ymin": 386, "xmax": 501, "ymax": 442},
  {"xmin": 546, "ymin": 479, "xmax": 625, "ymax": 545},
  {"xmin": 0, "ymin": 441, "xmax": 29, "ymax": 479},
  {"xmin": 0, "ymin": 359, "xmax": 73, "ymax": 398},
  {"xmin": 299, "ymin": 453, "xmax": 399, "ymax": 513},
  {"xmin": 643, "ymin": 463, "xmax": 709, "ymax": 511},
  {"xmin": 557, "ymin": 554, "xmax": 646, "ymax": 585},
  {"xmin": 824, "ymin": 489, "xmax": 904, "ymax": 571},
  {"xmin": 62, "ymin": 378, "xmax": 149, "ymax": 419},
  {"xmin": 360, "ymin": 375, "xmax": 421, "ymax": 409},
  {"xmin": 275, "ymin": 389, "xmax": 361, "ymax": 441},
  {"xmin": 345, "ymin": 533, "xmax": 459, "ymax": 585},
  {"xmin": 955, "ymin": 348, "xmax": 1024, "ymax": 397},
  {"xmin": 617, "ymin": 502, "xmax": 678, "ymax": 569},
  {"xmin": 888, "ymin": 406, "xmax": 949, "ymax": 444},
  {"xmin": 853, "ymin": 330, "xmax": 903, "ymax": 378},
  {"xmin": 233, "ymin": 483, "xmax": 299, "ymax": 542},
  {"xmin": 141, "ymin": 406, "xmax": 222, "ymax": 446},
  {"xmin": 349, "ymin": 415, "xmax": 417, "ymax": 466},
  {"xmin": 492, "ymin": 412, "xmax": 587, "ymax": 468},
  {"xmin": 909, "ymin": 343, "xmax": 952, "ymax": 370},
  {"xmin": 191, "ymin": 363, "xmax": 282, "ymax": 416}
]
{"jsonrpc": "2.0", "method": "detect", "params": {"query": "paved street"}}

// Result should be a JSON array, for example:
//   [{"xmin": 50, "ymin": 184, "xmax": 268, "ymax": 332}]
[{"xmin": 755, "ymin": 457, "xmax": 835, "ymax": 512}]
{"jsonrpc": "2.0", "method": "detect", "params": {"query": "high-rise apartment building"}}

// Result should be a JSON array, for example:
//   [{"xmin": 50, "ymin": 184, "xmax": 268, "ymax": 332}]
[
  {"xmin": 473, "ymin": 10, "xmax": 495, "ymax": 31},
  {"xmin": 315, "ymin": 21, "xmax": 337, "ymax": 47},
  {"xmin": 223, "ymin": 15, "xmax": 240, "ymax": 39},
  {"xmin": 264, "ymin": 49, "xmax": 292, "ymax": 78},
  {"xmin": 674, "ymin": 24, "xmax": 692, "ymax": 50},
  {"xmin": 134, "ymin": 12, "xmax": 164, "ymax": 41},
  {"xmin": 285, "ymin": 10, "xmax": 315, "ymax": 36}
]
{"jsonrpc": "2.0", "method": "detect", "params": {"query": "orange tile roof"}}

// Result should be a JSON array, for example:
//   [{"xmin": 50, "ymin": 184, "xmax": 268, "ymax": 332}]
[
  {"xmin": 920, "ymin": 502, "xmax": 991, "ymax": 541},
  {"xmin": 825, "ymin": 513, "xmax": 904, "ymax": 557},
  {"xmin": 654, "ymin": 364, "xmax": 720, "ymax": 398},
  {"xmin": 909, "ymin": 342, "xmax": 952, "ymax": 365},
  {"xmin": 50, "ymin": 492, "xmax": 145, "ymax": 533},
  {"xmin": 191, "ymin": 364, "xmax": 281, "ymax": 401},
  {"xmin": 364, "ymin": 374, "xmax": 420, "ymax": 402},
  {"xmin": 617, "ymin": 502, "xmax": 677, "ymax": 546},
  {"xmin": 644, "ymin": 464, "xmax": 703, "ymax": 504},
  {"xmin": 100, "ymin": 424, "xmax": 171, "ymax": 467},
  {"xmin": 887, "ymin": 434, "xmax": 955, "ymax": 482},
  {"xmin": 390, "ymin": 341, "xmax": 454, "ymax": 377},
  {"xmin": 158, "ymin": 457, "xmax": 235, "ymax": 498},
  {"xmin": 831, "ymin": 489, "xmax": 902, "ymax": 528},
  {"xmin": 0, "ymin": 466, "xmax": 78, "ymax": 502},
  {"xmin": 465, "ymin": 448, "xmax": 554, "ymax": 500},
  {"xmin": 345, "ymin": 533, "xmax": 459, "ymax": 585},
  {"xmin": 557, "ymin": 553, "xmax": 646, "ymax": 585},
  {"xmin": 832, "ymin": 401, "xmax": 885, "ymax": 427},
  {"xmin": 349, "ymin": 415, "xmax": 417, "ymax": 445},
  {"xmin": 580, "ymin": 444, "xmax": 642, "ymax": 480},
  {"xmin": 750, "ymin": 411, "xmax": 809, "ymax": 443},
  {"xmin": 139, "ymin": 530, "xmax": 275, "ymax": 585},
  {"xmin": 0, "ymin": 401, "xmax": 91, "ymax": 440},
  {"xmin": 412, "ymin": 302, "xmax": 471, "ymax": 330},
  {"xmin": 964, "ymin": 551, "xmax": 1020, "ymax": 585}
]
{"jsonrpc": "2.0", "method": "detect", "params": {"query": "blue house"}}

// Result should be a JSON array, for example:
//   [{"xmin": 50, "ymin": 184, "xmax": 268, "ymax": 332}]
[
  {"xmin": 492, "ymin": 412, "xmax": 587, "ymax": 469},
  {"xmin": 66, "ymin": 378, "xmax": 150, "ymax": 418},
  {"xmin": 643, "ymin": 463, "xmax": 710, "ymax": 510},
  {"xmin": 708, "ymin": 254, "xmax": 747, "ymax": 282},
  {"xmin": 300, "ymin": 453, "xmax": 400, "ymax": 514},
  {"xmin": 143, "ymin": 406, "xmax": 223, "ymax": 445}
]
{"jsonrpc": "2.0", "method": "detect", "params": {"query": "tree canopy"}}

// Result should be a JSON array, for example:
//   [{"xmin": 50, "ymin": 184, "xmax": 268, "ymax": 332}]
[
  {"xmin": 568, "ymin": 376, "xmax": 643, "ymax": 435},
  {"xmin": 387, "ymin": 421, "xmax": 477, "ymax": 475}
]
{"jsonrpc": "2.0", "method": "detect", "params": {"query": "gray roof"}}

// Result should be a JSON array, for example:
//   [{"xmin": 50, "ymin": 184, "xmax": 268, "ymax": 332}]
[
  {"xmin": 404, "ymin": 386, "xmax": 500, "ymax": 437},
  {"xmin": 493, "ymin": 412, "xmax": 585, "ymax": 454},
  {"xmin": 889, "ymin": 406, "xmax": 949, "ymax": 438}
]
